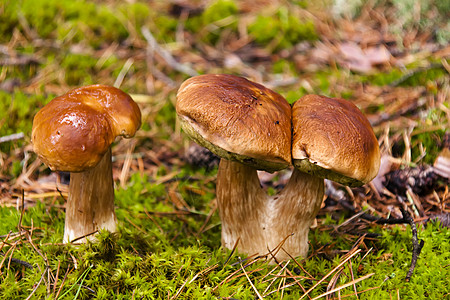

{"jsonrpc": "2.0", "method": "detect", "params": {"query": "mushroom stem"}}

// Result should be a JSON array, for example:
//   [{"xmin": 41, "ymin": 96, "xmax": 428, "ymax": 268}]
[
  {"xmin": 271, "ymin": 168, "xmax": 324, "ymax": 260},
  {"xmin": 64, "ymin": 148, "xmax": 117, "ymax": 243},
  {"xmin": 216, "ymin": 159, "xmax": 268, "ymax": 255},
  {"xmin": 216, "ymin": 159, "xmax": 324, "ymax": 261}
]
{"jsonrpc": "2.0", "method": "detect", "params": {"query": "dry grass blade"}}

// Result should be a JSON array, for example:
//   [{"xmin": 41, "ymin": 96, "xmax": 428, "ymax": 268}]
[
  {"xmin": 143, "ymin": 209, "xmax": 164, "ymax": 234},
  {"xmin": 213, "ymin": 256, "xmax": 262, "ymax": 292},
  {"xmin": 119, "ymin": 139, "xmax": 137, "ymax": 188},
  {"xmin": 0, "ymin": 132, "xmax": 24, "ymax": 143},
  {"xmin": 54, "ymin": 266, "xmax": 72, "ymax": 299},
  {"xmin": 338, "ymin": 286, "xmax": 382, "ymax": 299},
  {"xmin": 223, "ymin": 237, "xmax": 240, "ymax": 267},
  {"xmin": 299, "ymin": 249, "xmax": 362, "ymax": 299},
  {"xmin": 69, "ymin": 230, "xmax": 99, "ymax": 244},
  {"xmin": 277, "ymin": 268, "xmax": 287, "ymax": 299},
  {"xmin": 141, "ymin": 26, "xmax": 198, "ymax": 77},
  {"xmin": 170, "ymin": 263, "xmax": 219, "ymax": 299},
  {"xmin": 240, "ymin": 262, "xmax": 263, "ymax": 300},
  {"xmin": 262, "ymin": 261, "xmax": 289, "ymax": 295},
  {"xmin": 264, "ymin": 281, "xmax": 298, "ymax": 297},
  {"xmin": 197, "ymin": 200, "xmax": 217, "ymax": 235},
  {"xmin": 347, "ymin": 259, "xmax": 358, "ymax": 298},
  {"xmin": 25, "ymin": 265, "xmax": 49, "ymax": 300},
  {"xmin": 326, "ymin": 267, "xmax": 344, "ymax": 300},
  {"xmin": 53, "ymin": 260, "xmax": 61, "ymax": 295},
  {"xmin": 311, "ymin": 273, "xmax": 375, "ymax": 300},
  {"xmin": 264, "ymin": 233, "xmax": 294, "ymax": 263},
  {"xmin": 0, "ymin": 241, "xmax": 19, "ymax": 276}
]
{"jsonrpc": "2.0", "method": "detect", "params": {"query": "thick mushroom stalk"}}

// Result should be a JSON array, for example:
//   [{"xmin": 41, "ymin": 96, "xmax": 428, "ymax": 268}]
[
  {"xmin": 65, "ymin": 148, "xmax": 116, "ymax": 243},
  {"xmin": 217, "ymin": 160, "xmax": 324, "ymax": 261},
  {"xmin": 32, "ymin": 85, "xmax": 141, "ymax": 243}
]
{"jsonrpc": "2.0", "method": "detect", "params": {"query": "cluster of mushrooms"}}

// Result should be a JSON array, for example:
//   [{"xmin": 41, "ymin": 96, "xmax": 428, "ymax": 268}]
[{"xmin": 32, "ymin": 74, "xmax": 380, "ymax": 261}]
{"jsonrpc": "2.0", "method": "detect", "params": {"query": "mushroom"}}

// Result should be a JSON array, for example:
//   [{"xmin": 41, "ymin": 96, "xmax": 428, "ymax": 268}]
[
  {"xmin": 292, "ymin": 94, "xmax": 380, "ymax": 187},
  {"xmin": 274, "ymin": 94, "xmax": 381, "ymax": 259},
  {"xmin": 32, "ymin": 85, "xmax": 141, "ymax": 243},
  {"xmin": 176, "ymin": 74, "xmax": 292, "ymax": 257},
  {"xmin": 176, "ymin": 74, "xmax": 380, "ymax": 261}
]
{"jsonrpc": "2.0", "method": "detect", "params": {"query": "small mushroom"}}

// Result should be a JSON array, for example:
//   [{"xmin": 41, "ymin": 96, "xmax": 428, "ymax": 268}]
[
  {"xmin": 176, "ymin": 74, "xmax": 380, "ymax": 261},
  {"xmin": 292, "ymin": 94, "xmax": 380, "ymax": 187},
  {"xmin": 32, "ymin": 85, "xmax": 141, "ymax": 243},
  {"xmin": 272, "ymin": 94, "xmax": 381, "ymax": 259}
]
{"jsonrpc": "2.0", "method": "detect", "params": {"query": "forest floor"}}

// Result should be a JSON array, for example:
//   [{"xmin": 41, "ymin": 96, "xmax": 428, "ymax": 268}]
[{"xmin": 0, "ymin": 0, "xmax": 449, "ymax": 299}]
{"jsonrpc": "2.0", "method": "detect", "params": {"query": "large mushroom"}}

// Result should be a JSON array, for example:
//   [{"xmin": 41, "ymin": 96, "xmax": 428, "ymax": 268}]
[
  {"xmin": 177, "ymin": 74, "xmax": 292, "ymax": 257},
  {"xmin": 32, "ymin": 85, "xmax": 141, "ymax": 243},
  {"xmin": 176, "ymin": 74, "xmax": 380, "ymax": 261}
]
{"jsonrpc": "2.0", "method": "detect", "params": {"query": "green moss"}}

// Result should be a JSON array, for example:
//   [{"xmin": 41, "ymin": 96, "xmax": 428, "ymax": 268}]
[
  {"xmin": 273, "ymin": 59, "xmax": 296, "ymax": 75},
  {"xmin": 248, "ymin": 6, "xmax": 317, "ymax": 51},
  {"xmin": 201, "ymin": 0, "xmax": 238, "ymax": 27},
  {"xmin": 0, "ymin": 1, "xmax": 20, "ymax": 43},
  {"xmin": 185, "ymin": 0, "xmax": 239, "ymax": 44},
  {"xmin": 0, "ymin": 91, "xmax": 53, "ymax": 153},
  {"xmin": 153, "ymin": 99, "xmax": 178, "ymax": 138},
  {"xmin": 284, "ymin": 89, "xmax": 306, "ymax": 104},
  {"xmin": 362, "ymin": 64, "xmax": 447, "ymax": 87},
  {"xmin": 1, "ymin": 196, "xmax": 450, "ymax": 298},
  {"xmin": 60, "ymin": 53, "xmax": 98, "ymax": 86},
  {"xmin": 118, "ymin": 2, "xmax": 150, "ymax": 27},
  {"xmin": 390, "ymin": 107, "xmax": 447, "ymax": 164},
  {"xmin": 411, "ymin": 129, "xmax": 446, "ymax": 165},
  {"xmin": 1, "ymin": 0, "xmax": 127, "ymax": 47},
  {"xmin": 152, "ymin": 15, "xmax": 179, "ymax": 43}
]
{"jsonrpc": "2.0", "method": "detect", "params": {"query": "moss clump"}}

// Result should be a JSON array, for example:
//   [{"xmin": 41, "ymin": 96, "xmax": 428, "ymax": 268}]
[
  {"xmin": 60, "ymin": 53, "xmax": 98, "ymax": 86},
  {"xmin": 0, "ymin": 91, "xmax": 54, "ymax": 153},
  {"xmin": 363, "ymin": 63, "xmax": 447, "ymax": 87},
  {"xmin": 185, "ymin": 0, "xmax": 239, "ymax": 44},
  {"xmin": 1, "ymin": 0, "xmax": 128, "ymax": 47},
  {"xmin": 248, "ymin": 6, "xmax": 317, "ymax": 51}
]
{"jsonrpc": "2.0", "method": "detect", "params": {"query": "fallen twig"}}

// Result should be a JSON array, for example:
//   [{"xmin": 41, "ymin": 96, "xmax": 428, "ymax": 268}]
[
  {"xmin": 340, "ymin": 197, "xmax": 425, "ymax": 281},
  {"xmin": 0, "ymin": 252, "xmax": 34, "ymax": 270},
  {"xmin": 403, "ymin": 209, "xmax": 425, "ymax": 282},
  {"xmin": 366, "ymin": 205, "xmax": 424, "ymax": 281}
]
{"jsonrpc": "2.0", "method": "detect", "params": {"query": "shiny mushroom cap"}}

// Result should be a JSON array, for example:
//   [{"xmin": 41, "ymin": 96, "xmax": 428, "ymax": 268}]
[
  {"xmin": 32, "ymin": 85, "xmax": 141, "ymax": 172},
  {"xmin": 292, "ymin": 94, "xmax": 380, "ymax": 187},
  {"xmin": 176, "ymin": 74, "xmax": 292, "ymax": 172}
]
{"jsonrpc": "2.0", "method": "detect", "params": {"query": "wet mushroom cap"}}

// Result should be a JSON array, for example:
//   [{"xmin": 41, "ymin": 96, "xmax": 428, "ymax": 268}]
[
  {"xmin": 292, "ymin": 94, "xmax": 380, "ymax": 187},
  {"xmin": 176, "ymin": 74, "xmax": 292, "ymax": 172},
  {"xmin": 32, "ymin": 85, "xmax": 141, "ymax": 172}
]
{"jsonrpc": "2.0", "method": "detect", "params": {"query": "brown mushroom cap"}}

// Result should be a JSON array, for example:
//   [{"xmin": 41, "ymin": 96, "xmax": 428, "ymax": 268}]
[
  {"xmin": 176, "ymin": 74, "xmax": 292, "ymax": 172},
  {"xmin": 292, "ymin": 95, "xmax": 380, "ymax": 187},
  {"xmin": 32, "ymin": 85, "xmax": 141, "ymax": 172}
]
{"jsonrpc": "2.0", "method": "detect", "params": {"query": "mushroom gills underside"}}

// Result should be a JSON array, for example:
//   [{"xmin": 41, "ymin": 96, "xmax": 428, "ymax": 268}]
[{"xmin": 294, "ymin": 158, "xmax": 365, "ymax": 187}]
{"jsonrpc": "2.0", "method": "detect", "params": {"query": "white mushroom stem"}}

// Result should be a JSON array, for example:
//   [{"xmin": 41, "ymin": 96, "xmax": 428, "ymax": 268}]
[
  {"xmin": 64, "ymin": 148, "xmax": 117, "ymax": 243},
  {"xmin": 216, "ymin": 159, "xmax": 324, "ymax": 261}
]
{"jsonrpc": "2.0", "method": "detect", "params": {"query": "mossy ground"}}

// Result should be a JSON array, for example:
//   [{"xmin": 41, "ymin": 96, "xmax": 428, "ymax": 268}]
[{"xmin": 0, "ymin": 0, "xmax": 449, "ymax": 299}]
